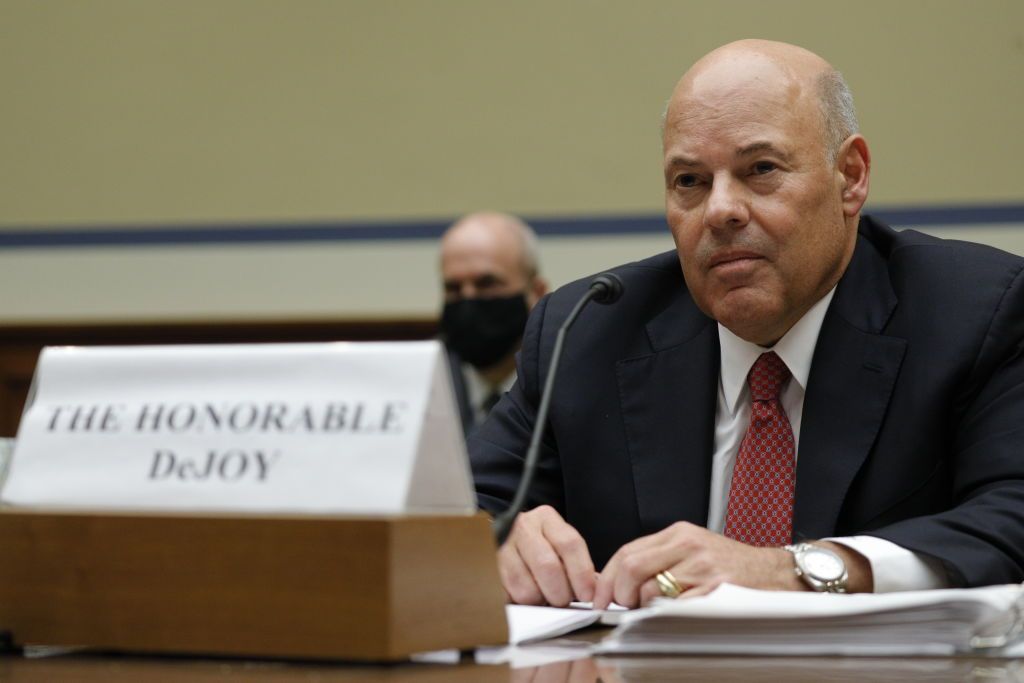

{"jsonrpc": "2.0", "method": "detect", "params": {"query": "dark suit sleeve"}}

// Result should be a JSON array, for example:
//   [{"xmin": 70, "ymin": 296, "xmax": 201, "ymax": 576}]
[
  {"xmin": 867, "ymin": 262, "xmax": 1024, "ymax": 586},
  {"xmin": 468, "ymin": 294, "xmax": 566, "ymax": 516}
]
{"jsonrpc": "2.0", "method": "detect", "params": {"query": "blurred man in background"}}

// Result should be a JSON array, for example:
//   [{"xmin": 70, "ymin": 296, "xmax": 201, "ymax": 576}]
[{"xmin": 439, "ymin": 212, "xmax": 548, "ymax": 434}]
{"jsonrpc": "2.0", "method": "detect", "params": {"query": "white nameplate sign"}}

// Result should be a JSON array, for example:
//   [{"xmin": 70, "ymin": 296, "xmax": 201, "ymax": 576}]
[{"xmin": 2, "ymin": 341, "xmax": 475, "ymax": 515}]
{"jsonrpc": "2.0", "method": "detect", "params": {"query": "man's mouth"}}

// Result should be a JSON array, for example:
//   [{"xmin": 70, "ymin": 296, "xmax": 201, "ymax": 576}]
[{"xmin": 708, "ymin": 251, "xmax": 763, "ymax": 269}]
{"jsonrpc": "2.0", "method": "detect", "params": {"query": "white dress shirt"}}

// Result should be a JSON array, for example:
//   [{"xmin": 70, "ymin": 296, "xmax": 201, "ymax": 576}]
[
  {"xmin": 707, "ymin": 288, "xmax": 948, "ymax": 592},
  {"xmin": 463, "ymin": 364, "xmax": 517, "ymax": 426}
]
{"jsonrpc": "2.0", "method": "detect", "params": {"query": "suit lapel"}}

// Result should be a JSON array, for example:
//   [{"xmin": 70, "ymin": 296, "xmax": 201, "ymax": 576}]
[
  {"xmin": 616, "ymin": 290, "xmax": 719, "ymax": 535},
  {"xmin": 793, "ymin": 230, "xmax": 907, "ymax": 540}
]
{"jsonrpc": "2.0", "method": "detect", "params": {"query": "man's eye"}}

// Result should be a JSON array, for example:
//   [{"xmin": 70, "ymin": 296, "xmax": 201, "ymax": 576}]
[
  {"xmin": 475, "ymin": 275, "xmax": 501, "ymax": 291},
  {"xmin": 753, "ymin": 161, "xmax": 776, "ymax": 175},
  {"xmin": 675, "ymin": 174, "xmax": 698, "ymax": 188}
]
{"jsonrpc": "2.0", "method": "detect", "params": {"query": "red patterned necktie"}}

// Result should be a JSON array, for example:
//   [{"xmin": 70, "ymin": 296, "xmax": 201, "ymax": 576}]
[{"xmin": 723, "ymin": 351, "xmax": 796, "ymax": 547}]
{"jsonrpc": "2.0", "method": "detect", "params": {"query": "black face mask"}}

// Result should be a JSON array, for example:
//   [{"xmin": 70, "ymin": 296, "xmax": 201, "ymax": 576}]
[{"xmin": 440, "ymin": 293, "xmax": 529, "ymax": 369}]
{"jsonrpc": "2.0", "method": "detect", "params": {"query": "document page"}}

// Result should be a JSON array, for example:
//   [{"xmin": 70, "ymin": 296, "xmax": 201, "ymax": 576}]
[{"xmin": 507, "ymin": 603, "xmax": 627, "ymax": 644}]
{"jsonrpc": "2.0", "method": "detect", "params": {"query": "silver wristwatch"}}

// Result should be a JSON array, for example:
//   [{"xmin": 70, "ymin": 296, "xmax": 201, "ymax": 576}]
[{"xmin": 784, "ymin": 543, "xmax": 848, "ymax": 593}]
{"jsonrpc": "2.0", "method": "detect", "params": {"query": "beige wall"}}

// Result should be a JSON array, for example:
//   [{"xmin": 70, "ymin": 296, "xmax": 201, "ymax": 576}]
[{"xmin": 1, "ymin": 0, "xmax": 1022, "ymax": 321}]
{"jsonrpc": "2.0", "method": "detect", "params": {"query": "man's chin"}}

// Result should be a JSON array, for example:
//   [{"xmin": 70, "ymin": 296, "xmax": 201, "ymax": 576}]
[{"xmin": 709, "ymin": 296, "xmax": 786, "ymax": 346}]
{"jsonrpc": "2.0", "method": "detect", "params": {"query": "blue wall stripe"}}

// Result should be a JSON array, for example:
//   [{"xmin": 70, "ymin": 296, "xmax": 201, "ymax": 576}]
[{"xmin": 0, "ymin": 203, "xmax": 1022, "ymax": 250}]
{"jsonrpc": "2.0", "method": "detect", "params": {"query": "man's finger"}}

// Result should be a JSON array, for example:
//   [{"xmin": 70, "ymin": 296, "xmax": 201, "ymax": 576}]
[
  {"xmin": 610, "ymin": 543, "xmax": 675, "ymax": 608},
  {"xmin": 499, "ymin": 541, "xmax": 545, "ymax": 605},
  {"xmin": 592, "ymin": 562, "xmax": 615, "ymax": 609},
  {"xmin": 639, "ymin": 577, "xmax": 666, "ymax": 606},
  {"xmin": 542, "ymin": 515, "xmax": 596, "ymax": 603},
  {"xmin": 518, "ymin": 526, "xmax": 575, "ymax": 606},
  {"xmin": 593, "ymin": 539, "xmax": 637, "ymax": 608},
  {"xmin": 678, "ymin": 581, "xmax": 719, "ymax": 599}
]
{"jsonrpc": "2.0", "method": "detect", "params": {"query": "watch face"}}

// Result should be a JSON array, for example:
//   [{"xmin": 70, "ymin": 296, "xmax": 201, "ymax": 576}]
[{"xmin": 803, "ymin": 549, "xmax": 845, "ymax": 581}]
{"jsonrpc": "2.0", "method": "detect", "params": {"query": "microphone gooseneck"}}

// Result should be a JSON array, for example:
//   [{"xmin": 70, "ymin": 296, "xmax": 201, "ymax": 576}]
[{"xmin": 492, "ymin": 272, "xmax": 625, "ymax": 545}]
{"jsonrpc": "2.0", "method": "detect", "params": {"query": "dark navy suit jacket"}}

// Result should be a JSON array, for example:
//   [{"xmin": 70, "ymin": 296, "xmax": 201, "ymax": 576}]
[{"xmin": 469, "ymin": 216, "xmax": 1024, "ymax": 587}]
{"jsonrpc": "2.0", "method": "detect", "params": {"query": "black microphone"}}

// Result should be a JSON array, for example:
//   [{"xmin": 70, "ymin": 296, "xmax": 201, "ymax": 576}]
[
  {"xmin": 492, "ymin": 272, "xmax": 625, "ymax": 545},
  {"xmin": 588, "ymin": 273, "xmax": 625, "ymax": 305}
]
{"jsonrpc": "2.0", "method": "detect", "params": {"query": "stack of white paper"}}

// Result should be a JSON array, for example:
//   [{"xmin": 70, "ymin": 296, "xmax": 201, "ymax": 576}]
[{"xmin": 598, "ymin": 583, "xmax": 1024, "ymax": 656}]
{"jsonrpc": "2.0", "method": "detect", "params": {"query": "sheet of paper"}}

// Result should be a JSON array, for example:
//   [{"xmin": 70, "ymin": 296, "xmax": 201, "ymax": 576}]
[{"xmin": 506, "ymin": 605, "xmax": 603, "ymax": 645}]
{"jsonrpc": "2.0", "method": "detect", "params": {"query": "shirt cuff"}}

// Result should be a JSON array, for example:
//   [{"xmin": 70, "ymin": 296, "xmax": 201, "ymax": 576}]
[{"xmin": 825, "ymin": 535, "xmax": 950, "ymax": 593}]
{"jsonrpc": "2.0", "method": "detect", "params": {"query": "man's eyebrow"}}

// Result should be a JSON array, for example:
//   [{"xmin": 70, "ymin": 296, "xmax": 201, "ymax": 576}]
[
  {"xmin": 664, "ymin": 154, "xmax": 700, "ymax": 168},
  {"xmin": 736, "ymin": 141, "xmax": 790, "ymax": 160}
]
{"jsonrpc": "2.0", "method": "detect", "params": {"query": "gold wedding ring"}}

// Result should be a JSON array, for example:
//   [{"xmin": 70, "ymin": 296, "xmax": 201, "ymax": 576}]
[{"xmin": 655, "ymin": 570, "xmax": 683, "ymax": 598}]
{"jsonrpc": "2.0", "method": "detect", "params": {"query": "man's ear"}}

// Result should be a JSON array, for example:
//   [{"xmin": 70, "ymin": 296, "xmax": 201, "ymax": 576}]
[
  {"xmin": 837, "ymin": 134, "xmax": 871, "ymax": 217},
  {"xmin": 528, "ymin": 277, "xmax": 549, "ymax": 308}
]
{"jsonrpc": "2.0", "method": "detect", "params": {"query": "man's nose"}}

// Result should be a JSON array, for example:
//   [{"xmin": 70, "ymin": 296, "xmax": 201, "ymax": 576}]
[
  {"xmin": 455, "ymin": 282, "xmax": 479, "ymax": 299},
  {"xmin": 704, "ymin": 175, "xmax": 750, "ymax": 231}
]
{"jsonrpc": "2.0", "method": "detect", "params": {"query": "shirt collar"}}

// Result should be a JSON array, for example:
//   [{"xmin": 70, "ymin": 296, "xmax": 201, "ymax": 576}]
[
  {"xmin": 463, "ymin": 362, "xmax": 516, "ymax": 409},
  {"xmin": 718, "ymin": 286, "xmax": 837, "ymax": 416}
]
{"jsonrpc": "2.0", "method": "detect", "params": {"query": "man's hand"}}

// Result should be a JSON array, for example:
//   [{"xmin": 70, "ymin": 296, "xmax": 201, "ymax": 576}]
[
  {"xmin": 592, "ymin": 522, "xmax": 804, "ymax": 609},
  {"xmin": 498, "ymin": 505, "xmax": 597, "ymax": 606}
]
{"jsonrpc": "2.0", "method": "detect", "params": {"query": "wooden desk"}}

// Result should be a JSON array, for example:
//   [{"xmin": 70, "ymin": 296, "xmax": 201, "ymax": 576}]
[{"xmin": 2, "ymin": 651, "xmax": 1021, "ymax": 682}]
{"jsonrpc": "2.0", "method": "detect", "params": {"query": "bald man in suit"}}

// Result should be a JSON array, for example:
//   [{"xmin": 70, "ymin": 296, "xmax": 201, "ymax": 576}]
[{"xmin": 470, "ymin": 40, "xmax": 1024, "ymax": 607}]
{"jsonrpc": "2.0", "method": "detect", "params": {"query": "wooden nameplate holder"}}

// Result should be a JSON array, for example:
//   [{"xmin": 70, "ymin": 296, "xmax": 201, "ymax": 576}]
[{"xmin": 0, "ymin": 508, "xmax": 508, "ymax": 660}]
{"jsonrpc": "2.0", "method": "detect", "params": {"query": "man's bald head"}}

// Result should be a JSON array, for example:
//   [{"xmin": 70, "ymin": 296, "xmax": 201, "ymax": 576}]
[
  {"xmin": 442, "ymin": 212, "xmax": 540, "ymax": 282},
  {"xmin": 440, "ymin": 212, "xmax": 547, "ymax": 304},
  {"xmin": 665, "ymin": 40, "xmax": 858, "ymax": 163}
]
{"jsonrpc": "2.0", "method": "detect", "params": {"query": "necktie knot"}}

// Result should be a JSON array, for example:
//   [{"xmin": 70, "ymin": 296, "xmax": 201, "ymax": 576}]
[{"xmin": 748, "ymin": 351, "xmax": 790, "ymax": 402}]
